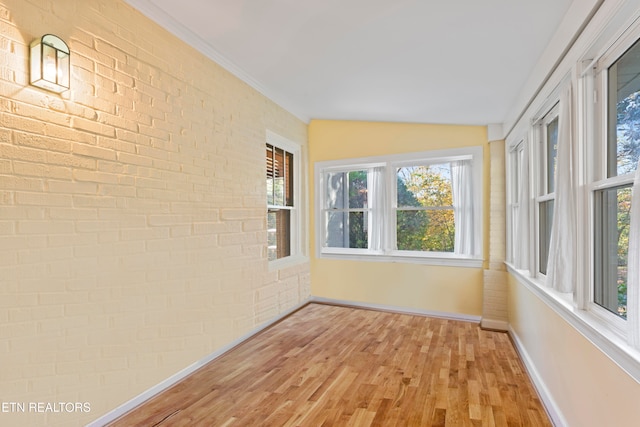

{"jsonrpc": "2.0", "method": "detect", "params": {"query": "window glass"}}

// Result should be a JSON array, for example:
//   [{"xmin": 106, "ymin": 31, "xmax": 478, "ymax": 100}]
[
  {"xmin": 325, "ymin": 211, "xmax": 368, "ymax": 249},
  {"xmin": 507, "ymin": 145, "xmax": 523, "ymax": 264},
  {"xmin": 323, "ymin": 170, "xmax": 369, "ymax": 249},
  {"xmin": 325, "ymin": 171, "xmax": 368, "ymax": 209},
  {"xmin": 316, "ymin": 147, "xmax": 481, "ymax": 262},
  {"xmin": 267, "ymin": 209, "xmax": 290, "ymax": 260},
  {"xmin": 513, "ymin": 148, "xmax": 521, "ymax": 204},
  {"xmin": 608, "ymin": 38, "xmax": 640, "ymax": 178},
  {"xmin": 547, "ymin": 117, "xmax": 559, "ymax": 193},
  {"xmin": 538, "ymin": 200, "xmax": 554, "ymax": 275},
  {"xmin": 396, "ymin": 164, "xmax": 454, "ymax": 252},
  {"xmin": 593, "ymin": 35, "xmax": 640, "ymax": 319},
  {"xmin": 536, "ymin": 107, "xmax": 559, "ymax": 277},
  {"xmin": 267, "ymin": 145, "xmax": 293, "ymax": 208},
  {"xmin": 266, "ymin": 143, "xmax": 294, "ymax": 261},
  {"xmin": 594, "ymin": 185, "xmax": 632, "ymax": 319}
]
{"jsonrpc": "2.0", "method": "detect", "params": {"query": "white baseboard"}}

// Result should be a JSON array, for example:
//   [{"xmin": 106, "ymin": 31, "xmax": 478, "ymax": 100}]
[
  {"xmin": 480, "ymin": 318, "xmax": 509, "ymax": 331},
  {"xmin": 508, "ymin": 325, "xmax": 567, "ymax": 427},
  {"xmin": 86, "ymin": 299, "xmax": 311, "ymax": 427},
  {"xmin": 310, "ymin": 296, "xmax": 482, "ymax": 323}
]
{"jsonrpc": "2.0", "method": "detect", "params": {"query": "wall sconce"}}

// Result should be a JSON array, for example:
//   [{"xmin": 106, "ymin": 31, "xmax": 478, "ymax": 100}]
[{"xmin": 30, "ymin": 34, "xmax": 70, "ymax": 93}]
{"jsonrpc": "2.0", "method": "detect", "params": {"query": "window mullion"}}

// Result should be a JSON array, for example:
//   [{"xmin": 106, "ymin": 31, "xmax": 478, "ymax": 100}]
[{"xmin": 343, "ymin": 174, "xmax": 350, "ymax": 248}]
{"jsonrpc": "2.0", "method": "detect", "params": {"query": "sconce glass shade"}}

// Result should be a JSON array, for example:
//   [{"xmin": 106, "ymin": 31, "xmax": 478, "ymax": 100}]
[{"xmin": 30, "ymin": 34, "xmax": 70, "ymax": 93}]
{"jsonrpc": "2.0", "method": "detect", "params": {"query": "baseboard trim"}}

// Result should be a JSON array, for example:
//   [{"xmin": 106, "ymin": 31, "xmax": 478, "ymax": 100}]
[
  {"xmin": 508, "ymin": 325, "xmax": 567, "ymax": 427},
  {"xmin": 310, "ymin": 296, "xmax": 482, "ymax": 323},
  {"xmin": 86, "ymin": 299, "xmax": 311, "ymax": 427}
]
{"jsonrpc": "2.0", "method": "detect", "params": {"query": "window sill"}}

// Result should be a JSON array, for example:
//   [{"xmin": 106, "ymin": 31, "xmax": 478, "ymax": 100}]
[
  {"xmin": 506, "ymin": 263, "xmax": 640, "ymax": 383},
  {"xmin": 268, "ymin": 254, "xmax": 309, "ymax": 271},
  {"xmin": 318, "ymin": 251, "xmax": 483, "ymax": 268}
]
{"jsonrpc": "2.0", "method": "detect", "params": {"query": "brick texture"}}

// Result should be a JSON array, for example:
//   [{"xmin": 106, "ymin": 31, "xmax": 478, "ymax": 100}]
[
  {"xmin": 482, "ymin": 140, "xmax": 508, "ymax": 329},
  {"xmin": 0, "ymin": 0, "xmax": 309, "ymax": 425}
]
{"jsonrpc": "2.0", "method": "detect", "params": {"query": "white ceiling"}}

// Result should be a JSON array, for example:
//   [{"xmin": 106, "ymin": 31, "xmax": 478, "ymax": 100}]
[{"xmin": 125, "ymin": 0, "xmax": 577, "ymax": 126}]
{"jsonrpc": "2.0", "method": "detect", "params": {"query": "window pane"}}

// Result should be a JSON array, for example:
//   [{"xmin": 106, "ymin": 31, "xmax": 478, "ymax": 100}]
[
  {"xmin": 273, "ymin": 147, "xmax": 285, "ymax": 206},
  {"xmin": 325, "ymin": 211, "xmax": 368, "ymax": 249},
  {"xmin": 266, "ymin": 145, "xmax": 274, "ymax": 205},
  {"xmin": 267, "ymin": 209, "xmax": 290, "ymax": 261},
  {"xmin": 266, "ymin": 144, "xmax": 293, "ymax": 208},
  {"xmin": 348, "ymin": 171, "xmax": 368, "ymax": 209},
  {"xmin": 285, "ymin": 151, "xmax": 293, "ymax": 206},
  {"xmin": 513, "ymin": 149, "xmax": 521, "ymax": 203},
  {"xmin": 266, "ymin": 142, "xmax": 294, "ymax": 261},
  {"xmin": 608, "ymin": 38, "xmax": 640, "ymax": 177},
  {"xmin": 266, "ymin": 144, "xmax": 293, "ymax": 206},
  {"xmin": 396, "ymin": 163, "xmax": 455, "ymax": 253},
  {"xmin": 266, "ymin": 177, "xmax": 274, "ymax": 206},
  {"xmin": 325, "ymin": 172, "xmax": 345, "ymax": 209},
  {"xmin": 397, "ymin": 209, "xmax": 454, "ymax": 252},
  {"xmin": 547, "ymin": 118, "xmax": 558, "ymax": 193},
  {"xmin": 594, "ymin": 185, "xmax": 631, "ymax": 319},
  {"xmin": 397, "ymin": 164, "xmax": 452, "ymax": 208},
  {"xmin": 539, "ymin": 200, "xmax": 554, "ymax": 275},
  {"xmin": 267, "ymin": 211, "xmax": 277, "ymax": 260},
  {"xmin": 325, "ymin": 171, "xmax": 368, "ymax": 209}
]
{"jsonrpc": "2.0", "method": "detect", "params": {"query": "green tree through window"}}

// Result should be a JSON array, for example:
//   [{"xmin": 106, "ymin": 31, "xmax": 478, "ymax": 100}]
[{"xmin": 397, "ymin": 165, "xmax": 455, "ymax": 252}]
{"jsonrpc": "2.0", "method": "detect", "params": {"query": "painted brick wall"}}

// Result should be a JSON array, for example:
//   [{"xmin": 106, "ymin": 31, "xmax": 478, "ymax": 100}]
[
  {"xmin": 481, "ymin": 139, "xmax": 508, "ymax": 330},
  {"xmin": 0, "ymin": 0, "xmax": 310, "ymax": 425}
]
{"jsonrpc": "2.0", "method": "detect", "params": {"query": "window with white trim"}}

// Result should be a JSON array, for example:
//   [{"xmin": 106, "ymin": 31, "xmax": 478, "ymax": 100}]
[
  {"xmin": 507, "ymin": 140, "xmax": 526, "ymax": 266},
  {"xmin": 315, "ymin": 147, "xmax": 483, "ymax": 267},
  {"xmin": 535, "ymin": 105, "xmax": 559, "ymax": 276},
  {"xmin": 593, "ymin": 36, "xmax": 640, "ymax": 321},
  {"xmin": 504, "ymin": 10, "xmax": 640, "ymax": 383},
  {"xmin": 266, "ymin": 132, "xmax": 301, "ymax": 263}
]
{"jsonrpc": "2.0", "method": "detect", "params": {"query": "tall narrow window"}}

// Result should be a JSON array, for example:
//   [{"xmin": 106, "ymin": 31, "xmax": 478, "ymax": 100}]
[
  {"xmin": 508, "ymin": 141, "xmax": 527, "ymax": 267},
  {"xmin": 593, "ymin": 38, "xmax": 640, "ymax": 319},
  {"xmin": 323, "ymin": 170, "xmax": 370, "ymax": 249},
  {"xmin": 536, "ymin": 107, "xmax": 559, "ymax": 275},
  {"xmin": 266, "ymin": 143, "xmax": 294, "ymax": 261}
]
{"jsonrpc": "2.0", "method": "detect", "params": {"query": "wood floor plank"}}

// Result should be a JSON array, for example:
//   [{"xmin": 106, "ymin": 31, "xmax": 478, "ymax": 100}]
[{"xmin": 108, "ymin": 303, "xmax": 551, "ymax": 427}]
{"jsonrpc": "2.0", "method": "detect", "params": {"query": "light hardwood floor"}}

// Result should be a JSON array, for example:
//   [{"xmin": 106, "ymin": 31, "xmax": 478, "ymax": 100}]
[{"xmin": 109, "ymin": 303, "xmax": 551, "ymax": 426}]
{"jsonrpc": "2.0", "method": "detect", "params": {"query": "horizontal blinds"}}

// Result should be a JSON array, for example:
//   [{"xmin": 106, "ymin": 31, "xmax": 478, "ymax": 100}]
[{"xmin": 266, "ymin": 144, "xmax": 293, "ymax": 207}]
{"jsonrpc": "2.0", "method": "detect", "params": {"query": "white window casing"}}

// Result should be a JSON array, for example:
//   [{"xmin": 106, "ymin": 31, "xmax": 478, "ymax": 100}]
[
  {"xmin": 505, "ymin": 8, "xmax": 640, "ymax": 382},
  {"xmin": 266, "ymin": 131, "xmax": 306, "ymax": 269},
  {"xmin": 315, "ymin": 147, "xmax": 483, "ymax": 268}
]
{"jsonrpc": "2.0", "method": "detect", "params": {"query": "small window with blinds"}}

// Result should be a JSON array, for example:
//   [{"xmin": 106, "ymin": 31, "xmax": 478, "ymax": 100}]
[{"xmin": 266, "ymin": 143, "xmax": 294, "ymax": 261}]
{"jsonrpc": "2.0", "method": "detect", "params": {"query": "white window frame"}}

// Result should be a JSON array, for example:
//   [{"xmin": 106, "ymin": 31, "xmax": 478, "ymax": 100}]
[
  {"xmin": 505, "ymin": 13, "xmax": 640, "ymax": 384},
  {"xmin": 266, "ymin": 131, "xmax": 305, "ymax": 269},
  {"xmin": 534, "ymin": 104, "xmax": 559, "ymax": 279},
  {"xmin": 317, "ymin": 162, "xmax": 384, "ymax": 257},
  {"xmin": 315, "ymin": 147, "xmax": 483, "ymax": 268},
  {"xmin": 588, "ymin": 29, "xmax": 640, "ymax": 335},
  {"xmin": 506, "ymin": 139, "xmax": 525, "ymax": 265}
]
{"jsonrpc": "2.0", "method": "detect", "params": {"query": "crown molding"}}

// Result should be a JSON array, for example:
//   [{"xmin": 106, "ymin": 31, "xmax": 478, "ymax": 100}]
[{"xmin": 123, "ymin": 0, "xmax": 310, "ymax": 123}]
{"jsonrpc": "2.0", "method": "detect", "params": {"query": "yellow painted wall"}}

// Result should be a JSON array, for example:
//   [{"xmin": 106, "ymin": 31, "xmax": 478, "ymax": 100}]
[
  {"xmin": 0, "ymin": 1, "xmax": 309, "ymax": 425},
  {"xmin": 309, "ymin": 120, "xmax": 488, "ymax": 316},
  {"xmin": 508, "ymin": 274, "xmax": 640, "ymax": 424}
]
